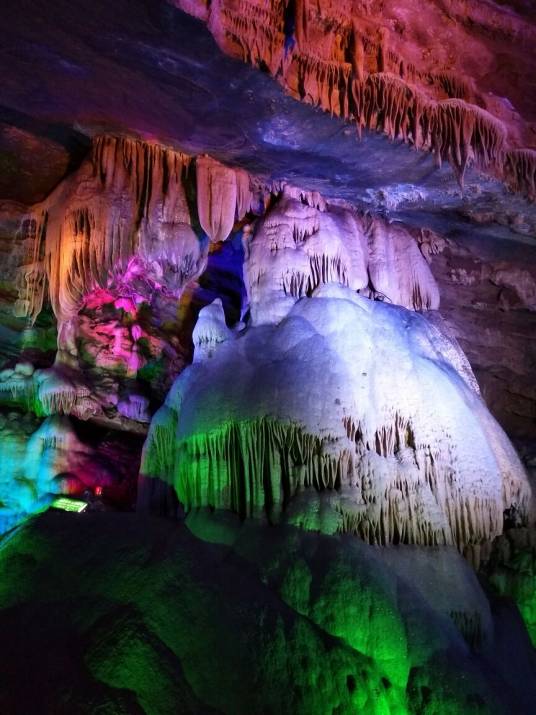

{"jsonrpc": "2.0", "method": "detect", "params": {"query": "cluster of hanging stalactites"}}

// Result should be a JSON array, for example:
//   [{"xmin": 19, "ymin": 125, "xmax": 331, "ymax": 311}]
[
  {"xmin": 244, "ymin": 189, "xmax": 440, "ymax": 324},
  {"xmin": 137, "ymin": 280, "xmax": 533, "ymax": 555},
  {"xmin": 504, "ymin": 148, "xmax": 536, "ymax": 201},
  {"xmin": 190, "ymin": 0, "xmax": 534, "ymax": 197},
  {"xmin": 14, "ymin": 136, "xmax": 258, "ymax": 328}
]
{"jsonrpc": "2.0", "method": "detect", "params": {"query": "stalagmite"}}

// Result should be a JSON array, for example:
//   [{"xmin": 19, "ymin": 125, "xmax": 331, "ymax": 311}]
[
  {"xmin": 141, "ymin": 283, "xmax": 532, "ymax": 549},
  {"xmin": 192, "ymin": 298, "xmax": 233, "ymax": 362}
]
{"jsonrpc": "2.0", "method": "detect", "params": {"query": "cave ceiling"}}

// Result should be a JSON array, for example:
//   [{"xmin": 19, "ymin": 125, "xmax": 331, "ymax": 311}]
[{"xmin": 1, "ymin": 0, "xmax": 536, "ymax": 247}]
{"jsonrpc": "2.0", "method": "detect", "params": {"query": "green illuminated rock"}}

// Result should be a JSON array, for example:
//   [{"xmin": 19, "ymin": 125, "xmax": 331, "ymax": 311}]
[{"xmin": 0, "ymin": 512, "xmax": 534, "ymax": 714}]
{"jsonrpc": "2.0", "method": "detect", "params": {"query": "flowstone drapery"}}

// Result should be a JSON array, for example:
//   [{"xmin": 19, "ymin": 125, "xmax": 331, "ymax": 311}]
[
  {"xmin": 243, "ymin": 187, "xmax": 439, "ymax": 325},
  {"xmin": 141, "ymin": 280, "xmax": 532, "ymax": 555},
  {"xmin": 140, "ymin": 188, "xmax": 533, "ymax": 557}
]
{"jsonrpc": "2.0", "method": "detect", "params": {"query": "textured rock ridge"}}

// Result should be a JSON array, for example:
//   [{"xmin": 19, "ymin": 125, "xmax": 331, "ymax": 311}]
[{"xmin": 174, "ymin": 0, "xmax": 536, "ymax": 196}]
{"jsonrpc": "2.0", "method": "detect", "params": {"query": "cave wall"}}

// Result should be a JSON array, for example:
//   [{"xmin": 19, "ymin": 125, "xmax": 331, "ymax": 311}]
[{"xmin": 427, "ymin": 232, "xmax": 536, "ymax": 442}]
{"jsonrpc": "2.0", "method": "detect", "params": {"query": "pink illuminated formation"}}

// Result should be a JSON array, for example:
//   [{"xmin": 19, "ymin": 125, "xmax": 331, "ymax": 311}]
[{"xmin": 173, "ymin": 0, "xmax": 536, "ymax": 198}]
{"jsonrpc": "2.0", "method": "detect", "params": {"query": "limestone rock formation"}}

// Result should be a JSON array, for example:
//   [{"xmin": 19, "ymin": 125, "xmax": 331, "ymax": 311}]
[
  {"xmin": 2, "ymin": 511, "xmax": 536, "ymax": 715},
  {"xmin": 0, "ymin": 413, "xmax": 139, "ymax": 532},
  {"xmin": 244, "ymin": 186, "xmax": 439, "ymax": 325},
  {"xmin": 3, "ymin": 137, "xmax": 253, "ymax": 436},
  {"xmin": 196, "ymin": 155, "xmax": 252, "ymax": 243},
  {"xmin": 426, "ymin": 233, "xmax": 536, "ymax": 440},
  {"xmin": 175, "ymin": 0, "xmax": 536, "ymax": 196},
  {"xmin": 15, "ymin": 135, "xmax": 202, "ymax": 326},
  {"xmin": 141, "ymin": 283, "xmax": 532, "ymax": 555},
  {"xmin": 484, "ymin": 526, "xmax": 536, "ymax": 647},
  {"xmin": 0, "ymin": 1, "xmax": 535, "ymax": 712}
]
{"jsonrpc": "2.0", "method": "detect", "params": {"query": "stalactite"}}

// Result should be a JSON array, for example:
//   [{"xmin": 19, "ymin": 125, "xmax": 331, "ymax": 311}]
[
  {"xmin": 281, "ymin": 183, "xmax": 326, "ymax": 211},
  {"xmin": 350, "ymin": 76, "xmax": 508, "ymax": 184},
  {"xmin": 183, "ymin": 0, "xmax": 533, "ymax": 195},
  {"xmin": 281, "ymin": 253, "xmax": 350, "ymax": 298},
  {"xmin": 429, "ymin": 99, "xmax": 506, "ymax": 185},
  {"xmin": 294, "ymin": 0, "xmax": 309, "ymax": 50},
  {"xmin": 142, "ymin": 403, "xmax": 527, "ymax": 549},
  {"xmin": 37, "ymin": 382, "xmax": 85, "ymax": 416},
  {"xmin": 244, "ymin": 190, "xmax": 439, "ymax": 323},
  {"xmin": 17, "ymin": 135, "xmax": 205, "ymax": 329},
  {"xmin": 353, "ymin": 73, "xmax": 428, "ymax": 148},
  {"xmin": 295, "ymin": 53, "xmax": 352, "ymax": 116},
  {"xmin": 9, "ymin": 135, "xmax": 208, "ymax": 426},
  {"xmin": 196, "ymin": 155, "xmax": 253, "ymax": 242},
  {"xmin": 0, "ymin": 362, "xmax": 98, "ymax": 418},
  {"xmin": 235, "ymin": 167, "xmax": 254, "ymax": 220},
  {"xmin": 435, "ymin": 72, "xmax": 474, "ymax": 101},
  {"xmin": 350, "ymin": 22, "xmax": 365, "ymax": 82},
  {"xmin": 243, "ymin": 190, "xmax": 371, "ymax": 324},
  {"xmin": 0, "ymin": 370, "xmax": 36, "ymax": 408},
  {"xmin": 377, "ymin": 27, "xmax": 388, "ymax": 73},
  {"xmin": 365, "ymin": 217, "xmax": 440, "ymax": 310},
  {"xmin": 141, "ymin": 405, "xmax": 178, "ymax": 480},
  {"xmin": 219, "ymin": 6, "xmax": 285, "ymax": 72},
  {"xmin": 504, "ymin": 148, "xmax": 536, "ymax": 201}
]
